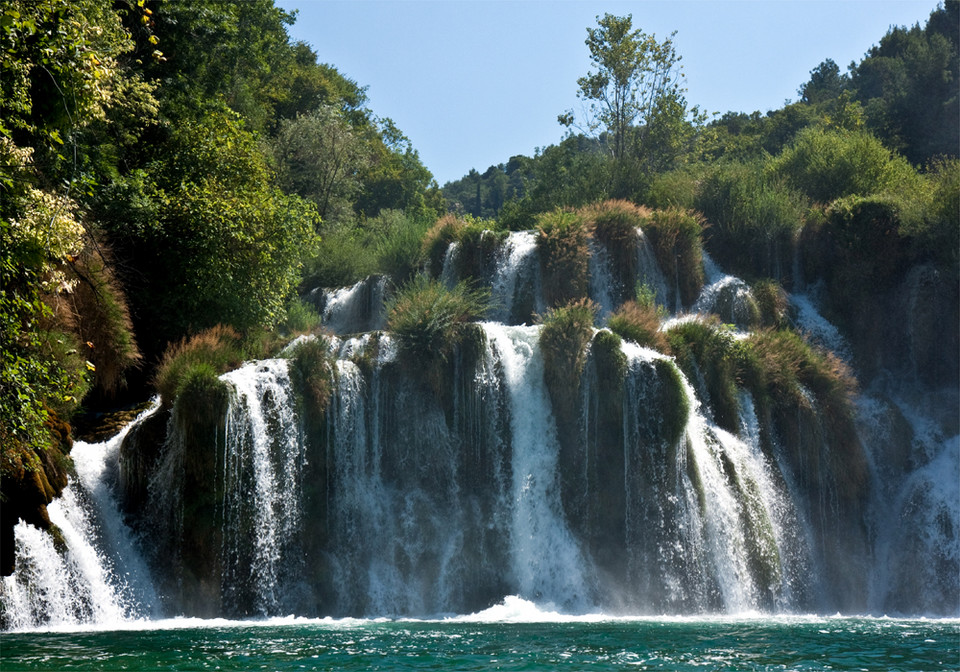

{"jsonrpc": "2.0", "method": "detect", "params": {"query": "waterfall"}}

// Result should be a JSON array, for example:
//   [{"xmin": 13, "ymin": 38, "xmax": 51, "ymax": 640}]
[
  {"xmin": 309, "ymin": 275, "xmax": 388, "ymax": 335},
  {"xmin": 440, "ymin": 241, "xmax": 460, "ymax": 288},
  {"xmin": 694, "ymin": 253, "xmax": 758, "ymax": 328},
  {"xmin": 483, "ymin": 323, "xmax": 593, "ymax": 609},
  {"xmin": 320, "ymin": 336, "xmax": 513, "ymax": 616},
  {"xmin": 489, "ymin": 231, "xmax": 543, "ymax": 324},
  {"xmin": 604, "ymin": 342, "xmax": 809, "ymax": 613},
  {"xmin": 220, "ymin": 359, "xmax": 305, "ymax": 615},
  {"xmin": 636, "ymin": 228, "xmax": 670, "ymax": 311},
  {"xmin": 790, "ymin": 290, "xmax": 852, "ymax": 363},
  {"xmin": 5, "ymin": 240, "xmax": 957, "ymax": 625},
  {"xmin": 1, "ymin": 403, "xmax": 161, "ymax": 630},
  {"xmin": 588, "ymin": 239, "xmax": 617, "ymax": 321}
]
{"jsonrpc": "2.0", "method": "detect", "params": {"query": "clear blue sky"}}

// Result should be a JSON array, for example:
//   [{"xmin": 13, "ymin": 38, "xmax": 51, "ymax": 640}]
[{"xmin": 276, "ymin": 1, "xmax": 938, "ymax": 185}]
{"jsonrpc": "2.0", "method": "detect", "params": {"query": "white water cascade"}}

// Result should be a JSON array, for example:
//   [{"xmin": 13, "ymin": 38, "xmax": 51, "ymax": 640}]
[
  {"xmin": 1, "ymin": 403, "xmax": 161, "ymax": 630},
  {"xmin": 220, "ymin": 359, "xmax": 305, "ymax": 615},
  {"xmin": 489, "ymin": 231, "xmax": 544, "ymax": 324},
  {"xmin": 483, "ymin": 323, "xmax": 593, "ymax": 609},
  {"xmin": 4, "ymin": 233, "xmax": 957, "ymax": 625}
]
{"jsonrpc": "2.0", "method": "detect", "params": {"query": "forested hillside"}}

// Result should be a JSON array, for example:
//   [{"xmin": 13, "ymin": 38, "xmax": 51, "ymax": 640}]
[{"xmin": 1, "ymin": 0, "xmax": 957, "ymax": 594}]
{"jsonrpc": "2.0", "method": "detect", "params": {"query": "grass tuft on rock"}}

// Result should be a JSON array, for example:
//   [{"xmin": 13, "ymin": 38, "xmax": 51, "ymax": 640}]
[
  {"xmin": 386, "ymin": 275, "xmax": 490, "ymax": 365},
  {"xmin": 154, "ymin": 325, "xmax": 244, "ymax": 406}
]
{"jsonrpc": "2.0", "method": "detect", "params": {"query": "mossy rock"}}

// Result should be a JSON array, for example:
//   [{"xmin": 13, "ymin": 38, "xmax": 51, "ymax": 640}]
[{"xmin": 653, "ymin": 358, "xmax": 690, "ymax": 449}]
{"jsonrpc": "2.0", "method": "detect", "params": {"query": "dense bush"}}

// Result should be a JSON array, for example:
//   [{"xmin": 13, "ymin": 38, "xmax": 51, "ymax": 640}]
[
  {"xmin": 584, "ymin": 200, "xmax": 649, "ymax": 293},
  {"xmin": 902, "ymin": 158, "xmax": 960, "ymax": 265},
  {"xmin": 536, "ymin": 209, "xmax": 590, "ymax": 307},
  {"xmin": 607, "ymin": 300, "xmax": 667, "ymax": 352},
  {"xmin": 665, "ymin": 318, "xmax": 744, "ymax": 433},
  {"xmin": 770, "ymin": 126, "xmax": 921, "ymax": 203},
  {"xmin": 288, "ymin": 336, "xmax": 334, "ymax": 416},
  {"xmin": 653, "ymin": 358, "xmax": 691, "ymax": 449},
  {"xmin": 644, "ymin": 169, "xmax": 698, "ymax": 210},
  {"xmin": 744, "ymin": 329, "xmax": 856, "ymax": 426},
  {"xmin": 539, "ymin": 298, "xmax": 598, "ymax": 416},
  {"xmin": 751, "ymin": 280, "xmax": 790, "ymax": 329},
  {"xmin": 421, "ymin": 214, "xmax": 467, "ymax": 276},
  {"xmin": 371, "ymin": 210, "xmax": 432, "ymax": 283}
]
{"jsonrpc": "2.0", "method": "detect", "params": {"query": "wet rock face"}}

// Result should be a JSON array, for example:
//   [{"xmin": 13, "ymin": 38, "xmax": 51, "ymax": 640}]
[
  {"xmin": 904, "ymin": 265, "xmax": 960, "ymax": 389},
  {"xmin": 1, "ymin": 411, "xmax": 72, "ymax": 577}
]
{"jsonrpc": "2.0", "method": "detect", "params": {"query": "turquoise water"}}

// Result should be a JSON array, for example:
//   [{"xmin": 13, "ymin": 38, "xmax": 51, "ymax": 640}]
[{"xmin": 2, "ymin": 612, "xmax": 957, "ymax": 671}]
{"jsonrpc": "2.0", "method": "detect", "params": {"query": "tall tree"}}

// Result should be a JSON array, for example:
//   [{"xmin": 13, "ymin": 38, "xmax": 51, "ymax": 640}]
[
  {"xmin": 271, "ymin": 105, "xmax": 369, "ymax": 224},
  {"xmin": 562, "ymin": 14, "xmax": 686, "ymax": 162}
]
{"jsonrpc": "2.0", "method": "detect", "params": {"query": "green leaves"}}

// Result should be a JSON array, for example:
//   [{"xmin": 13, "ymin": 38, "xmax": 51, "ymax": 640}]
[{"xmin": 570, "ymin": 14, "xmax": 686, "ymax": 163}]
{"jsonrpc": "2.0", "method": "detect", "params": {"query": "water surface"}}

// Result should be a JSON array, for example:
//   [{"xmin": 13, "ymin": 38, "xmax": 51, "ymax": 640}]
[{"xmin": 3, "ymin": 605, "xmax": 956, "ymax": 671}]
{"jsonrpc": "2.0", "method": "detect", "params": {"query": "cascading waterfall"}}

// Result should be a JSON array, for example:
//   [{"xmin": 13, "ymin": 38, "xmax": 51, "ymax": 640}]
[
  {"xmin": 1, "ymin": 403, "xmax": 160, "ymax": 630},
  {"xmin": 694, "ymin": 253, "xmax": 759, "ymax": 328},
  {"xmin": 587, "ymin": 239, "xmax": 618, "ymax": 321},
  {"xmin": 489, "ymin": 231, "xmax": 543, "ymax": 324},
  {"xmin": 483, "ymin": 323, "xmax": 593, "ymax": 609},
  {"xmin": 309, "ymin": 275, "xmax": 388, "ymax": 335},
  {"xmin": 220, "ymin": 359, "xmax": 305, "ymax": 615},
  {"xmin": 4, "ymin": 229, "xmax": 957, "ymax": 625},
  {"xmin": 636, "ymin": 228, "xmax": 670, "ymax": 309}
]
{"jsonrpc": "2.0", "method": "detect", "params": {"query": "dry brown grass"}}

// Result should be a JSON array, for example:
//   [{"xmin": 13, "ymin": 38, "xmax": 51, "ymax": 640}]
[{"xmin": 607, "ymin": 300, "xmax": 667, "ymax": 353}]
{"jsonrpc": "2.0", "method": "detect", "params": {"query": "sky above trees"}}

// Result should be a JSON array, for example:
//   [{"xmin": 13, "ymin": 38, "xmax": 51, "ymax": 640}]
[{"xmin": 277, "ymin": 0, "xmax": 937, "ymax": 184}]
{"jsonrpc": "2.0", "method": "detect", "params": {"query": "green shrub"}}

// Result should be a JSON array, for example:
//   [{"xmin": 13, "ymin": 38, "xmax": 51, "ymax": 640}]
[
  {"xmin": 282, "ymin": 297, "xmax": 322, "ymax": 334},
  {"xmin": 653, "ymin": 358, "xmax": 691, "ymax": 448},
  {"xmin": 752, "ymin": 280, "xmax": 789, "ymax": 328},
  {"xmin": 645, "ymin": 169, "xmax": 698, "ymax": 210},
  {"xmin": 536, "ymin": 209, "xmax": 589, "ymax": 307},
  {"xmin": 770, "ymin": 126, "xmax": 921, "ymax": 204},
  {"xmin": 421, "ymin": 214, "xmax": 466, "ymax": 276},
  {"xmin": 386, "ymin": 275, "xmax": 490, "ymax": 364},
  {"xmin": 607, "ymin": 300, "xmax": 667, "ymax": 352},
  {"xmin": 590, "ymin": 329, "xmax": 627, "ymax": 386},
  {"xmin": 454, "ymin": 218, "xmax": 506, "ymax": 281},
  {"xmin": 822, "ymin": 194, "xmax": 911, "ymax": 309},
  {"xmin": 154, "ymin": 325, "xmax": 244, "ymax": 406},
  {"xmin": 665, "ymin": 318, "xmax": 743, "ymax": 433},
  {"xmin": 36, "ymin": 330, "xmax": 92, "ymax": 419},
  {"xmin": 55, "ymin": 248, "xmax": 141, "ymax": 397},
  {"xmin": 744, "ymin": 329, "xmax": 856, "ymax": 421},
  {"xmin": 302, "ymin": 224, "xmax": 377, "ymax": 289},
  {"xmin": 373, "ymin": 214, "xmax": 430, "ymax": 283},
  {"xmin": 642, "ymin": 208, "xmax": 705, "ymax": 307},
  {"xmin": 173, "ymin": 361, "xmax": 230, "ymax": 429},
  {"xmin": 903, "ymin": 157, "xmax": 960, "ymax": 265}
]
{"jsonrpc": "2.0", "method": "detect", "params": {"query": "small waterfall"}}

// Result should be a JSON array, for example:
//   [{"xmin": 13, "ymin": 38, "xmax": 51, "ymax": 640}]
[
  {"xmin": 309, "ymin": 275, "xmax": 388, "ymax": 335},
  {"xmin": 322, "ymin": 351, "xmax": 502, "ymax": 616},
  {"xmin": 859, "ymin": 393, "xmax": 960, "ymax": 615},
  {"xmin": 483, "ymin": 323, "xmax": 593, "ymax": 609},
  {"xmin": 611, "ymin": 342, "xmax": 807, "ymax": 613},
  {"xmin": 694, "ymin": 253, "xmax": 758, "ymax": 328},
  {"xmin": 440, "ymin": 241, "xmax": 460, "ymax": 288},
  {"xmin": 489, "ymin": 231, "xmax": 543, "ymax": 324},
  {"xmin": 790, "ymin": 290, "xmax": 852, "ymax": 363},
  {"xmin": 587, "ymin": 239, "xmax": 618, "ymax": 322},
  {"xmin": 1, "ymin": 403, "xmax": 161, "ymax": 630},
  {"xmin": 220, "ymin": 359, "xmax": 305, "ymax": 615},
  {"xmin": 636, "ymin": 228, "xmax": 670, "ymax": 312}
]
